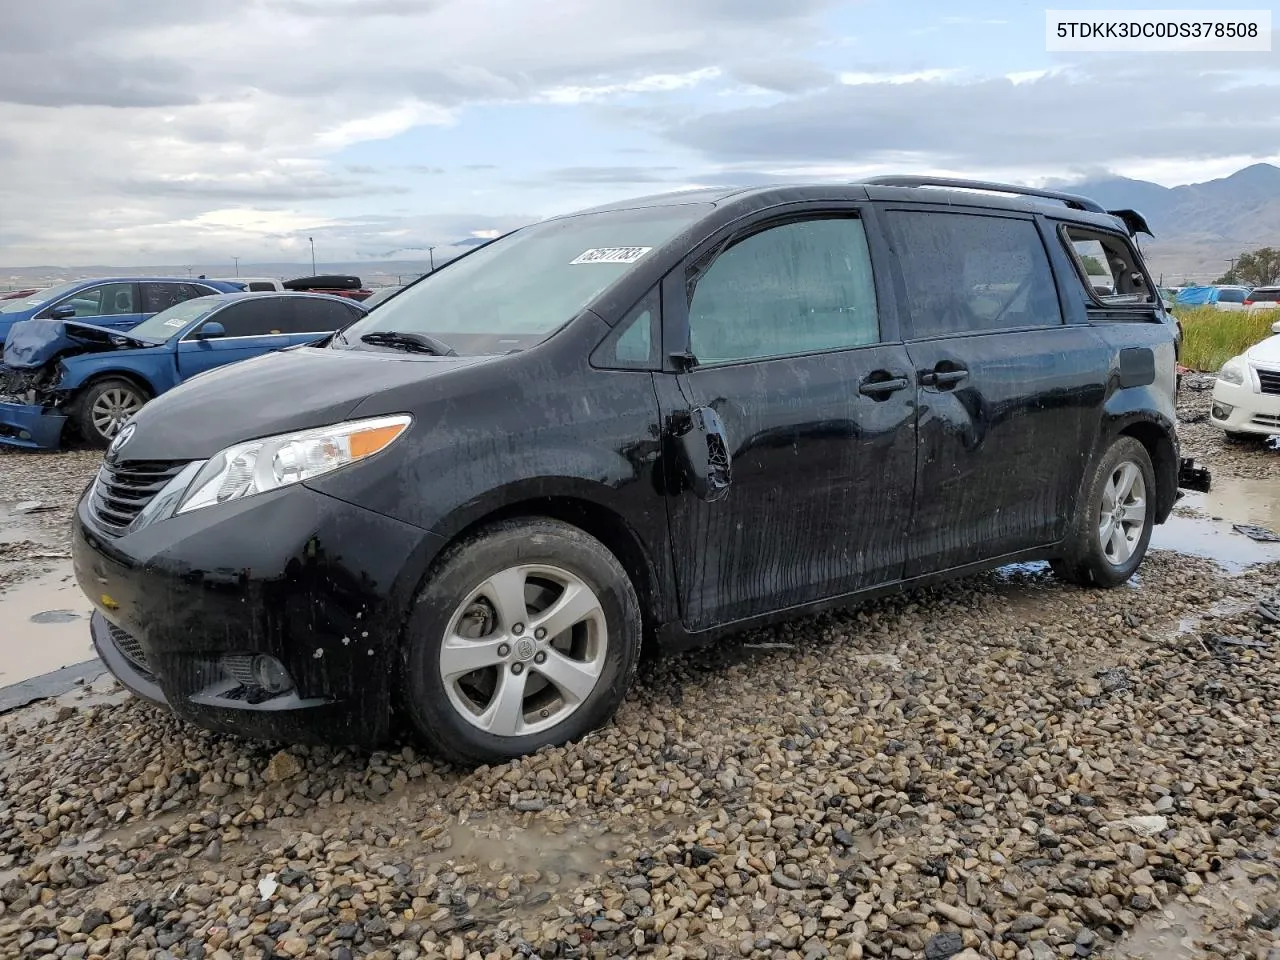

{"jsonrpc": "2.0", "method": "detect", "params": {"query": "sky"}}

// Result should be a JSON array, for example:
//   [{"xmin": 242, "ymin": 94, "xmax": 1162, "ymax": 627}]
[{"xmin": 1, "ymin": 0, "xmax": 1278, "ymax": 267}]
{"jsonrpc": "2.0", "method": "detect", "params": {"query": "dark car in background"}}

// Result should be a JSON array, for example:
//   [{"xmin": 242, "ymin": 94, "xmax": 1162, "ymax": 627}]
[
  {"xmin": 73, "ymin": 177, "xmax": 1202, "ymax": 764},
  {"xmin": 0, "ymin": 293, "xmax": 365, "ymax": 449},
  {"xmin": 0, "ymin": 277, "xmax": 239, "ymax": 346}
]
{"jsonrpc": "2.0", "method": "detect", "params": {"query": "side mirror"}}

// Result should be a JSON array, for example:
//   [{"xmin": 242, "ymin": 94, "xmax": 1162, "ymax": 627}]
[
  {"xmin": 49, "ymin": 305, "xmax": 76, "ymax": 320},
  {"xmin": 196, "ymin": 320, "xmax": 226, "ymax": 340},
  {"xmin": 672, "ymin": 405, "xmax": 732, "ymax": 502}
]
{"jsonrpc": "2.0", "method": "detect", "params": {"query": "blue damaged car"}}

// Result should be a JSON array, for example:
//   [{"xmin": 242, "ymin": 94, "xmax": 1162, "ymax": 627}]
[
  {"xmin": 0, "ymin": 277, "xmax": 240, "ymax": 347},
  {"xmin": 0, "ymin": 292, "xmax": 366, "ymax": 449}
]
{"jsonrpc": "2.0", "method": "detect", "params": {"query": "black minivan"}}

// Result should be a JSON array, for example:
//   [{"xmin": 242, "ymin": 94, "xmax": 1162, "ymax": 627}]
[{"xmin": 73, "ymin": 177, "xmax": 1192, "ymax": 764}]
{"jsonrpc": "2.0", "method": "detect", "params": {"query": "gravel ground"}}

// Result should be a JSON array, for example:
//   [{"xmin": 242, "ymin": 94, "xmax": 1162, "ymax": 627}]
[{"xmin": 1, "ymin": 395, "xmax": 1278, "ymax": 960}]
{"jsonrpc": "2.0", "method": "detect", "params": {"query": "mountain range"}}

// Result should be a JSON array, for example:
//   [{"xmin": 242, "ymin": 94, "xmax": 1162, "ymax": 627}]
[{"xmin": 3, "ymin": 165, "xmax": 1276, "ymax": 289}]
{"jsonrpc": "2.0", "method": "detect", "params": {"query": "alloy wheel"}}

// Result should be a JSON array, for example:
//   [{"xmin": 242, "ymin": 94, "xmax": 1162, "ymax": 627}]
[
  {"xmin": 439, "ymin": 564, "xmax": 608, "ymax": 738},
  {"xmin": 90, "ymin": 388, "xmax": 143, "ymax": 439},
  {"xmin": 1098, "ymin": 460, "xmax": 1147, "ymax": 565}
]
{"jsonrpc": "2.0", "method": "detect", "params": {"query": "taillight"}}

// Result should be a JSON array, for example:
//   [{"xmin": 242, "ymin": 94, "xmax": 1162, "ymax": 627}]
[{"xmin": 1245, "ymin": 298, "xmax": 1254, "ymax": 305}]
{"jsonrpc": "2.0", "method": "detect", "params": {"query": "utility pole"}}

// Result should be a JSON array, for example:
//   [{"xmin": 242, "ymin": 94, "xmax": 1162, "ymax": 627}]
[
  {"xmin": 1225, "ymin": 257, "xmax": 1236, "ymax": 279},
  {"xmin": 232, "ymin": 256, "xmax": 240, "ymax": 277},
  {"xmin": 428, "ymin": 246, "xmax": 436, "ymax": 273},
  {"xmin": 309, "ymin": 237, "xmax": 316, "ymax": 275}
]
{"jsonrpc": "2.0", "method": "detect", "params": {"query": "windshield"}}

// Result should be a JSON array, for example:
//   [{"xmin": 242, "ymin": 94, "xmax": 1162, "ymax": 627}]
[
  {"xmin": 127, "ymin": 297, "xmax": 220, "ymax": 341},
  {"xmin": 0, "ymin": 280, "xmax": 83, "ymax": 314},
  {"xmin": 334, "ymin": 203, "xmax": 710, "ymax": 355}
]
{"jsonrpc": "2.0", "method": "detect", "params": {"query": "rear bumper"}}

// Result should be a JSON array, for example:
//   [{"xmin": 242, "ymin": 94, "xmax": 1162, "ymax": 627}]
[{"xmin": 0, "ymin": 401, "xmax": 66, "ymax": 450}]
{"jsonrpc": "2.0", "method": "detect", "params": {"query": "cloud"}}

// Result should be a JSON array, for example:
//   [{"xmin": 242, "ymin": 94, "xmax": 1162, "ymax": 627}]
[
  {"xmin": 0, "ymin": 0, "xmax": 845, "ymax": 263},
  {"xmin": 667, "ymin": 51, "xmax": 1280, "ymax": 172}
]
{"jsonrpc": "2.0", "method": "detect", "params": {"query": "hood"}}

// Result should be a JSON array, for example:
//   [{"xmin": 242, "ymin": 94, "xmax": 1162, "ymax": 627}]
[
  {"xmin": 117, "ymin": 345, "xmax": 492, "ymax": 461},
  {"xmin": 1246, "ymin": 335, "xmax": 1280, "ymax": 366},
  {"xmin": 2, "ymin": 319, "xmax": 154, "ymax": 369}
]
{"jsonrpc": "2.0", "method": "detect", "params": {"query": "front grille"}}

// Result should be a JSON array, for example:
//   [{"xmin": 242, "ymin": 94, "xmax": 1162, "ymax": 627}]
[
  {"xmin": 89, "ymin": 459, "xmax": 190, "ymax": 536},
  {"xmin": 107, "ymin": 622, "xmax": 153, "ymax": 678},
  {"xmin": 1256, "ymin": 367, "xmax": 1280, "ymax": 395}
]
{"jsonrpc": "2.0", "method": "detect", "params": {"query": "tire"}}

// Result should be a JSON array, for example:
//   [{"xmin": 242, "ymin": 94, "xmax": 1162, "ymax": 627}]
[
  {"xmin": 401, "ymin": 517, "xmax": 642, "ymax": 766},
  {"xmin": 76, "ymin": 378, "xmax": 150, "ymax": 448},
  {"xmin": 1051, "ymin": 436, "xmax": 1156, "ymax": 588}
]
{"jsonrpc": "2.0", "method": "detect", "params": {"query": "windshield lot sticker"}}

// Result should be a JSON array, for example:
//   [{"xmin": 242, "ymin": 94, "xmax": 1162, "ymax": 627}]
[
  {"xmin": 570, "ymin": 246, "xmax": 653, "ymax": 265},
  {"xmin": 164, "ymin": 317, "xmax": 188, "ymax": 327}
]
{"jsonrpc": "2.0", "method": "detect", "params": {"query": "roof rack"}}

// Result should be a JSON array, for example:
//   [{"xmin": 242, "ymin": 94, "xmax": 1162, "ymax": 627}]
[{"xmin": 861, "ymin": 176, "xmax": 1107, "ymax": 214}]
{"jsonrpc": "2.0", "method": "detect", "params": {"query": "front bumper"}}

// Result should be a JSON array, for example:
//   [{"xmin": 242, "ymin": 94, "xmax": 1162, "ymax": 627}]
[
  {"xmin": 73, "ymin": 479, "xmax": 444, "ymax": 745},
  {"xmin": 0, "ymin": 400, "xmax": 66, "ymax": 450},
  {"xmin": 1210, "ymin": 377, "xmax": 1280, "ymax": 436}
]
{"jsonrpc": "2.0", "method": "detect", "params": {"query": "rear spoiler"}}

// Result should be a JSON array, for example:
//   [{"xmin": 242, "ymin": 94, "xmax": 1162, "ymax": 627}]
[{"xmin": 1108, "ymin": 208, "xmax": 1153, "ymax": 238}]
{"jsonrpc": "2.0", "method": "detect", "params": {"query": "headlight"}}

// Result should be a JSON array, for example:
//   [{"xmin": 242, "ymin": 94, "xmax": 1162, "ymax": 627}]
[
  {"xmin": 176, "ymin": 414, "xmax": 411, "ymax": 515},
  {"xmin": 1217, "ymin": 357, "xmax": 1247, "ymax": 387}
]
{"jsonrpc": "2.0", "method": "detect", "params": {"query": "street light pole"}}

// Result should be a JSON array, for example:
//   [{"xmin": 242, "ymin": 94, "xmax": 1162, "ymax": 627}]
[
  {"xmin": 428, "ymin": 246, "xmax": 435, "ymax": 273},
  {"xmin": 232, "ymin": 256, "xmax": 240, "ymax": 277},
  {"xmin": 309, "ymin": 237, "xmax": 316, "ymax": 275}
]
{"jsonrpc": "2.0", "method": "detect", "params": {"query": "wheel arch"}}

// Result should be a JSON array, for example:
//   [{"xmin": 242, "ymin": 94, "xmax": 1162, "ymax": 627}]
[
  {"xmin": 414, "ymin": 488, "xmax": 667, "ymax": 652},
  {"xmin": 1115, "ymin": 417, "xmax": 1178, "ymax": 524},
  {"xmin": 71, "ymin": 369, "xmax": 158, "ymax": 403}
]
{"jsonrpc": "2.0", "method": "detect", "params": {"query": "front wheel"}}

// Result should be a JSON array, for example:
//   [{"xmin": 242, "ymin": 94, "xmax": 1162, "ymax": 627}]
[
  {"xmin": 401, "ymin": 518, "xmax": 642, "ymax": 765},
  {"xmin": 1051, "ymin": 436, "xmax": 1156, "ymax": 588},
  {"xmin": 77, "ymin": 378, "xmax": 149, "ymax": 448}
]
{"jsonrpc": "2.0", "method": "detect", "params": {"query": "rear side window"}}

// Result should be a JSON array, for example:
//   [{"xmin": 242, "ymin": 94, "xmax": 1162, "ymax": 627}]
[
  {"xmin": 142, "ymin": 281, "xmax": 210, "ymax": 314},
  {"xmin": 1061, "ymin": 226, "xmax": 1154, "ymax": 306},
  {"xmin": 197, "ymin": 298, "xmax": 282, "ymax": 337},
  {"xmin": 281, "ymin": 298, "xmax": 363, "ymax": 334},
  {"xmin": 247, "ymin": 281, "xmax": 277, "ymax": 292},
  {"xmin": 687, "ymin": 216, "xmax": 880, "ymax": 365},
  {"xmin": 886, "ymin": 211, "xmax": 1062, "ymax": 338}
]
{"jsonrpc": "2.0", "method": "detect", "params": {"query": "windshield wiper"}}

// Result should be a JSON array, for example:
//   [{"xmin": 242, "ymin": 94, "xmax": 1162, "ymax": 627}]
[{"xmin": 359, "ymin": 331, "xmax": 457, "ymax": 356}]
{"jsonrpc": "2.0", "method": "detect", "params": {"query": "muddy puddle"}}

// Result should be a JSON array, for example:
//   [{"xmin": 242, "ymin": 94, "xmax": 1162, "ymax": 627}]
[
  {"xmin": 0, "ymin": 559, "xmax": 96, "ymax": 686},
  {"xmin": 1114, "ymin": 841, "xmax": 1279, "ymax": 959},
  {"xmin": 1152, "ymin": 477, "xmax": 1280, "ymax": 572}
]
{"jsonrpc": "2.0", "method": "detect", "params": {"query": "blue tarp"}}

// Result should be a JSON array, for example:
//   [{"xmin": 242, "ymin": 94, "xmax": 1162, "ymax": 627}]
[{"xmin": 1174, "ymin": 286, "xmax": 1218, "ymax": 306}]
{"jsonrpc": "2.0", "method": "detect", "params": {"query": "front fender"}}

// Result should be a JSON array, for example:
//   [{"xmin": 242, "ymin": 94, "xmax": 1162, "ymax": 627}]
[{"xmin": 58, "ymin": 357, "xmax": 165, "ymax": 395}]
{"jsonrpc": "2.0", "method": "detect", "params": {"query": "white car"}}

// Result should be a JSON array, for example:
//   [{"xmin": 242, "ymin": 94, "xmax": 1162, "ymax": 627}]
[
  {"xmin": 1245, "ymin": 286, "xmax": 1280, "ymax": 313},
  {"xmin": 1212, "ymin": 285, "xmax": 1250, "ymax": 311},
  {"xmin": 1211, "ymin": 322, "xmax": 1280, "ymax": 438}
]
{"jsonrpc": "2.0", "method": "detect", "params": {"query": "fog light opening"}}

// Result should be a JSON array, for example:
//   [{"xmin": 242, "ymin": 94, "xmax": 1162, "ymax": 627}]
[
  {"xmin": 251, "ymin": 655, "xmax": 295, "ymax": 695},
  {"xmin": 1211, "ymin": 403, "xmax": 1234, "ymax": 420}
]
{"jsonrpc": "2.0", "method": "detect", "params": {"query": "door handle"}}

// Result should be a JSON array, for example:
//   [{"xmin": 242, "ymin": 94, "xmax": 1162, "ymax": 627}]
[
  {"xmin": 858, "ymin": 375, "xmax": 911, "ymax": 398},
  {"xmin": 919, "ymin": 367, "xmax": 968, "ymax": 388}
]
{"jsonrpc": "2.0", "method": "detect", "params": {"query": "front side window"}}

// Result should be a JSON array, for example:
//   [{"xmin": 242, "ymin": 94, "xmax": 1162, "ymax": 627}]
[
  {"xmin": 335, "ymin": 203, "xmax": 710, "ymax": 357},
  {"xmin": 687, "ymin": 217, "xmax": 880, "ymax": 365},
  {"xmin": 887, "ymin": 211, "xmax": 1063, "ymax": 338},
  {"xmin": 194, "ymin": 298, "xmax": 282, "ymax": 338},
  {"xmin": 1062, "ymin": 226, "xmax": 1154, "ymax": 307},
  {"xmin": 44, "ymin": 281, "xmax": 137, "ymax": 318}
]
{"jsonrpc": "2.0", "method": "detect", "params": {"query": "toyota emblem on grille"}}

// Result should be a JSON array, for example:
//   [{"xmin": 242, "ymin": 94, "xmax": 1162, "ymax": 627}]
[{"xmin": 107, "ymin": 423, "xmax": 136, "ymax": 458}]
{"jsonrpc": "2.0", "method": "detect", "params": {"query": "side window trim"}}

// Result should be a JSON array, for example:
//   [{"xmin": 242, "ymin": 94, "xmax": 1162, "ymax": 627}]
[
  {"xmin": 1055, "ymin": 222, "xmax": 1158, "ymax": 314},
  {"xmin": 591, "ymin": 289, "xmax": 660, "ymax": 371},
  {"xmin": 664, "ymin": 204, "xmax": 890, "ymax": 370},
  {"xmin": 881, "ymin": 206, "xmax": 1064, "ymax": 341}
]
